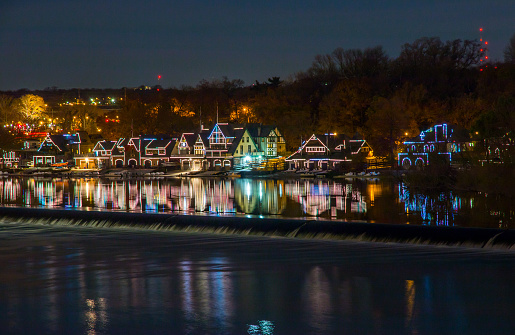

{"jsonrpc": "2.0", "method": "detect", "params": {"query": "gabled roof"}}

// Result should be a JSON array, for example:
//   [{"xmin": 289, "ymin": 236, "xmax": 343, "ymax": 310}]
[
  {"xmin": 227, "ymin": 128, "xmax": 247, "ymax": 154},
  {"xmin": 48, "ymin": 135, "xmax": 66, "ymax": 151},
  {"xmin": 321, "ymin": 133, "xmax": 351, "ymax": 151},
  {"xmin": 210, "ymin": 123, "xmax": 242, "ymax": 140},
  {"xmin": 146, "ymin": 139, "xmax": 173, "ymax": 149},
  {"xmin": 285, "ymin": 134, "xmax": 330, "ymax": 160},
  {"xmin": 404, "ymin": 123, "xmax": 471, "ymax": 144},
  {"xmin": 197, "ymin": 130, "xmax": 210, "ymax": 146},
  {"xmin": 39, "ymin": 134, "xmax": 78, "ymax": 152},
  {"xmin": 179, "ymin": 133, "xmax": 197, "ymax": 148},
  {"xmin": 245, "ymin": 123, "xmax": 276, "ymax": 138},
  {"xmin": 116, "ymin": 138, "xmax": 129, "ymax": 148},
  {"xmin": 93, "ymin": 140, "xmax": 117, "ymax": 151},
  {"xmin": 128, "ymin": 138, "xmax": 142, "ymax": 152}
]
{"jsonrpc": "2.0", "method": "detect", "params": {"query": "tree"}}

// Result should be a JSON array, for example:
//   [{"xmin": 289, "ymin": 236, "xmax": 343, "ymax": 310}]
[
  {"xmin": 0, "ymin": 126, "xmax": 22, "ymax": 155},
  {"xmin": 60, "ymin": 104, "xmax": 102, "ymax": 133},
  {"xmin": 17, "ymin": 94, "xmax": 46, "ymax": 123},
  {"xmin": 392, "ymin": 37, "xmax": 483, "ymax": 98},
  {"xmin": 0, "ymin": 95, "xmax": 17, "ymax": 124},
  {"xmin": 449, "ymin": 94, "xmax": 488, "ymax": 129},
  {"xmin": 504, "ymin": 33, "xmax": 515, "ymax": 64},
  {"xmin": 317, "ymin": 79, "xmax": 373, "ymax": 134},
  {"xmin": 331, "ymin": 46, "xmax": 389, "ymax": 80},
  {"xmin": 365, "ymin": 95, "xmax": 413, "ymax": 162}
]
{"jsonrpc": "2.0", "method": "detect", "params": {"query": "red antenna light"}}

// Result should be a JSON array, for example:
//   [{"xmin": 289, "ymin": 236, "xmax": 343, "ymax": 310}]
[
  {"xmin": 479, "ymin": 27, "xmax": 489, "ymax": 62},
  {"xmin": 158, "ymin": 75, "xmax": 161, "ymax": 80}
]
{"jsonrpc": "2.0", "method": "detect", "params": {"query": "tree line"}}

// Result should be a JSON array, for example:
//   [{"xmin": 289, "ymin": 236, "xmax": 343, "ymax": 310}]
[{"xmin": 1, "ymin": 34, "xmax": 515, "ymax": 159}]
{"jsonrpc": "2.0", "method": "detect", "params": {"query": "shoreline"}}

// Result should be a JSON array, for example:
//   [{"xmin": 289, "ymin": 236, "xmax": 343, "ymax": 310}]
[{"xmin": 0, "ymin": 167, "xmax": 398, "ymax": 180}]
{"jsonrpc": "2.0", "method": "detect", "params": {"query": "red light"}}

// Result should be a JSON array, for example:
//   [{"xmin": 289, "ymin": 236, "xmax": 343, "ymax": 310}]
[
  {"xmin": 480, "ymin": 69, "xmax": 483, "ymax": 71},
  {"xmin": 105, "ymin": 119, "xmax": 109, "ymax": 122},
  {"xmin": 485, "ymin": 56, "xmax": 488, "ymax": 59},
  {"xmin": 480, "ymin": 28, "xmax": 483, "ymax": 32},
  {"xmin": 485, "ymin": 41, "xmax": 488, "ymax": 45},
  {"xmin": 158, "ymin": 75, "xmax": 161, "ymax": 79},
  {"xmin": 480, "ymin": 49, "xmax": 483, "ymax": 52},
  {"xmin": 157, "ymin": 88, "xmax": 160, "ymax": 91}
]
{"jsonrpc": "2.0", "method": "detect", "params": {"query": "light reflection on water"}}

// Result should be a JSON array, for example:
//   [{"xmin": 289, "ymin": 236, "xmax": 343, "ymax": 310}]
[
  {"xmin": 0, "ymin": 176, "xmax": 512, "ymax": 228},
  {"xmin": 1, "ymin": 224, "xmax": 514, "ymax": 334}
]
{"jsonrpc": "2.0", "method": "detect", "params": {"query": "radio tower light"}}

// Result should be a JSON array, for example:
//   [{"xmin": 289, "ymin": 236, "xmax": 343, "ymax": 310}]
[{"xmin": 479, "ymin": 27, "xmax": 489, "ymax": 64}]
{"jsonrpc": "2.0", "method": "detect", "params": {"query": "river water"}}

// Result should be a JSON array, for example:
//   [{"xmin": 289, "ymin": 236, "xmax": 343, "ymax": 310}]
[
  {"xmin": 0, "ymin": 176, "xmax": 512, "ymax": 228},
  {"xmin": 0, "ymin": 176, "xmax": 514, "ymax": 334}
]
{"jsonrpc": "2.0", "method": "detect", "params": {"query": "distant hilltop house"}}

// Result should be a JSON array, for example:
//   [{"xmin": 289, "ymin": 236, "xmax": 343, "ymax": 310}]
[
  {"xmin": 285, "ymin": 133, "xmax": 378, "ymax": 171},
  {"xmin": 398, "ymin": 123, "xmax": 474, "ymax": 169}
]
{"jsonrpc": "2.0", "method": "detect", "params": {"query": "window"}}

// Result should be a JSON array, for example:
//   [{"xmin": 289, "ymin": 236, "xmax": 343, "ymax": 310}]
[
  {"xmin": 306, "ymin": 147, "xmax": 324, "ymax": 153},
  {"xmin": 248, "ymin": 145, "xmax": 251, "ymax": 152}
]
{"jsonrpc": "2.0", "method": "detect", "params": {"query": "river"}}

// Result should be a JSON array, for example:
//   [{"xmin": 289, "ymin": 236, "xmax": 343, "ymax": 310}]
[
  {"xmin": 0, "ymin": 176, "xmax": 512, "ymax": 228},
  {"xmin": 0, "ymin": 176, "xmax": 514, "ymax": 334}
]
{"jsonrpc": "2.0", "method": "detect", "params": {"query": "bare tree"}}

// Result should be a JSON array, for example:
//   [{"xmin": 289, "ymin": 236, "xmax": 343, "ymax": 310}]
[
  {"xmin": 0, "ymin": 95, "xmax": 17, "ymax": 124},
  {"xmin": 504, "ymin": 33, "xmax": 515, "ymax": 64}
]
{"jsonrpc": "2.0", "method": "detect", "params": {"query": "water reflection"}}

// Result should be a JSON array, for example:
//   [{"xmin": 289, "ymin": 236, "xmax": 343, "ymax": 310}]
[
  {"xmin": 0, "ymin": 177, "xmax": 512, "ymax": 228},
  {"xmin": 1, "ymin": 226, "xmax": 515, "ymax": 334}
]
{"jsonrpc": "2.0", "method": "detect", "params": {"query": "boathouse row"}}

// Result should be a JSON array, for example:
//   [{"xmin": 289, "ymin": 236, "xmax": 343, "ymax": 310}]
[
  {"xmin": 284, "ymin": 133, "xmax": 382, "ymax": 171},
  {"xmin": 397, "ymin": 123, "xmax": 475, "ymax": 169},
  {"xmin": 2, "ymin": 123, "xmax": 288, "ymax": 170}
]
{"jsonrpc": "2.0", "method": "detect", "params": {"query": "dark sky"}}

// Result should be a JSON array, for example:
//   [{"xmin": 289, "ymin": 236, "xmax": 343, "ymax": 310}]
[{"xmin": 1, "ymin": 0, "xmax": 514, "ymax": 91}]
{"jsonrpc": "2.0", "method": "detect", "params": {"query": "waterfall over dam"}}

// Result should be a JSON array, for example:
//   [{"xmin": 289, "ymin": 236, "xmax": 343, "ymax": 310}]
[{"xmin": 1, "ymin": 207, "xmax": 514, "ymax": 250}]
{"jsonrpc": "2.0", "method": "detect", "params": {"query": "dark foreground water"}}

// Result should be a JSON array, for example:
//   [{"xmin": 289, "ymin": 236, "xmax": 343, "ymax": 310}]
[{"xmin": 1, "ymin": 220, "xmax": 515, "ymax": 335}]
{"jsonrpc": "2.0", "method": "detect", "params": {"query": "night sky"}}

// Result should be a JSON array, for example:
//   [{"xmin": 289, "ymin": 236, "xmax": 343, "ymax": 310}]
[{"xmin": 1, "ymin": 0, "xmax": 514, "ymax": 91}]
